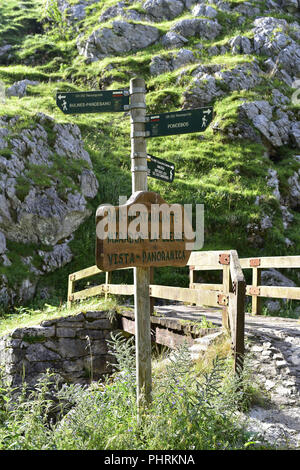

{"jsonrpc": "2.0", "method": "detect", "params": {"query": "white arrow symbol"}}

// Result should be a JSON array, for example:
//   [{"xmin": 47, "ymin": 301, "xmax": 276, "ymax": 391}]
[
  {"xmin": 58, "ymin": 94, "xmax": 66, "ymax": 100},
  {"xmin": 203, "ymin": 109, "xmax": 212, "ymax": 115}
]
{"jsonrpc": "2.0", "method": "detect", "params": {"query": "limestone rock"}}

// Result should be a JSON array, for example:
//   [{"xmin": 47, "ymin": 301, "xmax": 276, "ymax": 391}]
[
  {"xmin": 143, "ymin": 0, "xmax": 184, "ymax": 21},
  {"xmin": 100, "ymin": 1, "xmax": 145, "ymax": 22},
  {"xmin": 290, "ymin": 122, "xmax": 300, "ymax": 149},
  {"xmin": 170, "ymin": 18, "xmax": 222, "ymax": 40},
  {"xmin": 228, "ymin": 35, "xmax": 252, "ymax": 54},
  {"xmin": 287, "ymin": 170, "xmax": 300, "ymax": 208},
  {"xmin": 192, "ymin": 4, "xmax": 218, "ymax": 18},
  {"xmin": 183, "ymin": 62, "xmax": 262, "ymax": 108},
  {"xmin": 280, "ymin": 0, "xmax": 300, "ymax": 13},
  {"xmin": 150, "ymin": 49, "xmax": 196, "ymax": 76},
  {"xmin": 0, "ymin": 231, "xmax": 6, "ymax": 254},
  {"xmin": 161, "ymin": 31, "xmax": 189, "ymax": 49},
  {"xmin": 238, "ymin": 100, "xmax": 295, "ymax": 148},
  {"xmin": 0, "ymin": 114, "xmax": 98, "ymax": 304},
  {"xmin": 253, "ymin": 17, "xmax": 300, "ymax": 76},
  {"xmin": 38, "ymin": 243, "xmax": 73, "ymax": 273},
  {"xmin": 77, "ymin": 21, "xmax": 160, "ymax": 61},
  {"xmin": 6, "ymin": 80, "xmax": 39, "ymax": 98},
  {"xmin": 261, "ymin": 268, "xmax": 296, "ymax": 287}
]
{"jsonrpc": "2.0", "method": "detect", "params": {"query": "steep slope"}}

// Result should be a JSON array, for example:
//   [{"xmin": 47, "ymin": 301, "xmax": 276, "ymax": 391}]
[{"xmin": 0, "ymin": 0, "xmax": 299, "ymax": 307}]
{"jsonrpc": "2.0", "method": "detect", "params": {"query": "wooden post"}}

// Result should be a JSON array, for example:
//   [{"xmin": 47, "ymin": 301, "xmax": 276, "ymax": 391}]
[
  {"xmin": 105, "ymin": 271, "xmax": 112, "ymax": 302},
  {"xmin": 252, "ymin": 267, "xmax": 261, "ymax": 315},
  {"xmin": 150, "ymin": 267, "xmax": 154, "ymax": 315},
  {"xmin": 130, "ymin": 77, "xmax": 152, "ymax": 406},
  {"xmin": 222, "ymin": 265, "xmax": 230, "ymax": 330},
  {"xmin": 229, "ymin": 251, "xmax": 246, "ymax": 376},
  {"xmin": 67, "ymin": 275, "xmax": 75, "ymax": 309}
]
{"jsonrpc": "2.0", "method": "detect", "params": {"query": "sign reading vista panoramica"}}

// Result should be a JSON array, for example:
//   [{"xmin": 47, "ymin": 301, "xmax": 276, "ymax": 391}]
[{"xmin": 96, "ymin": 192, "xmax": 193, "ymax": 271}]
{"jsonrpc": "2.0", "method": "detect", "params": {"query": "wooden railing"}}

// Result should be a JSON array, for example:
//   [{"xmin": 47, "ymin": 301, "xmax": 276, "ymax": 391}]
[
  {"xmin": 239, "ymin": 256, "xmax": 300, "ymax": 315},
  {"xmin": 67, "ymin": 250, "xmax": 248, "ymax": 373},
  {"xmin": 67, "ymin": 252, "xmax": 300, "ymax": 374}
]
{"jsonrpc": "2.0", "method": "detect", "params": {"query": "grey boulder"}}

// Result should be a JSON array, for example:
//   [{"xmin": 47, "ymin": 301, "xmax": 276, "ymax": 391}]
[{"xmin": 77, "ymin": 21, "xmax": 160, "ymax": 60}]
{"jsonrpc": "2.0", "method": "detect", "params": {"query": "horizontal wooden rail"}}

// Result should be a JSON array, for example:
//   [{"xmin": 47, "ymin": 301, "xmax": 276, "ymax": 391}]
[
  {"xmin": 150, "ymin": 285, "xmax": 221, "ymax": 307},
  {"xmin": 246, "ymin": 285, "xmax": 300, "ymax": 300},
  {"xmin": 240, "ymin": 256, "xmax": 300, "ymax": 269}
]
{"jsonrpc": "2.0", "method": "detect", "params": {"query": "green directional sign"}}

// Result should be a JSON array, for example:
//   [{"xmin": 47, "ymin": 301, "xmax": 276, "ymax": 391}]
[
  {"xmin": 147, "ymin": 154, "xmax": 175, "ymax": 183},
  {"xmin": 56, "ymin": 89, "xmax": 129, "ymax": 114},
  {"xmin": 145, "ymin": 107, "xmax": 213, "ymax": 138}
]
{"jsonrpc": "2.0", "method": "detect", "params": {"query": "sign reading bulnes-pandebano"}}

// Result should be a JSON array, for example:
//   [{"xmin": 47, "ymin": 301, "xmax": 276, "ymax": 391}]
[{"xmin": 56, "ymin": 90, "xmax": 129, "ymax": 114}]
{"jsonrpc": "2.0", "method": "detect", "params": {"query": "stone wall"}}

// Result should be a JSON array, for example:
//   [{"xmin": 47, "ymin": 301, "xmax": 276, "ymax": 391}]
[{"xmin": 0, "ymin": 310, "xmax": 118, "ymax": 387}]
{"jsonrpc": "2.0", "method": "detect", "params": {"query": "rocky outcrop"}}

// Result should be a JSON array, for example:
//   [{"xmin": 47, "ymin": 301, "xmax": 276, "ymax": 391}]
[
  {"xmin": 0, "ymin": 113, "xmax": 98, "ymax": 305},
  {"xmin": 183, "ymin": 61, "xmax": 263, "ymax": 108},
  {"xmin": 77, "ymin": 20, "xmax": 160, "ymax": 61},
  {"xmin": 150, "ymin": 48, "xmax": 196, "ymax": 76}
]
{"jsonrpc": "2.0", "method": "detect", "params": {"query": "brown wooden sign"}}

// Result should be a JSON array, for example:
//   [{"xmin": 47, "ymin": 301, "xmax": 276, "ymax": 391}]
[{"xmin": 96, "ymin": 191, "xmax": 193, "ymax": 271}]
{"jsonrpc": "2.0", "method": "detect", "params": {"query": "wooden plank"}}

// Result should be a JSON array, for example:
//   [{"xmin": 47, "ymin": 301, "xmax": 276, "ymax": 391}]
[
  {"xmin": 120, "ymin": 316, "xmax": 136, "ymax": 335},
  {"xmin": 120, "ymin": 314, "xmax": 194, "ymax": 349},
  {"xmin": 251, "ymin": 267, "xmax": 262, "ymax": 315},
  {"xmin": 155, "ymin": 327, "xmax": 193, "ymax": 349},
  {"xmin": 228, "ymin": 251, "xmax": 246, "ymax": 375},
  {"xmin": 191, "ymin": 265, "xmax": 223, "ymax": 271},
  {"xmin": 246, "ymin": 285, "xmax": 300, "ymax": 300},
  {"xmin": 105, "ymin": 272, "xmax": 112, "ymax": 301},
  {"xmin": 188, "ymin": 251, "xmax": 230, "ymax": 268},
  {"xmin": 149, "ymin": 285, "xmax": 220, "ymax": 307},
  {"xmin": 69, "ymin": 265, "xmax": 102, "ymax": 281},
  {"xmin": 96, "ymin": 191, "xmax": 192, "ymax": 271},
  {"xmin": 222, "ymin": 265, "xmax": 230, "ymax": 329},
  {"xmin": 72, "ymin": 284, "xmax": 104, "ymax": 301},
  {"xmin": 70, "ymin": 265, "xmax": 133, "ymax": 282},
  {"xmin": 106, "ymin": 284, "xmax": 135, "ymax": 296},
  {"xmin": 150, "ymin": 267, "xmax": 155, "ymax": 314},
  {"xmin": 191, "ymin": 283, "xmax": 223, "ymax": 291},
  {"xmin": 67, "ymin": 275, "xmax": 75, "ymax": 309},
  {"xmin": 240, "ymin": 256, "xmax": 300, "ymax": 269}
]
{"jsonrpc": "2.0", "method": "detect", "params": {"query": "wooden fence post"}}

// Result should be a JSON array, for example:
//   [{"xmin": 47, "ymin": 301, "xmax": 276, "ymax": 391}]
[
  {"xmin": 222, "ymin": 265, "xmax": 230, "ymax": 330},
  {"xmin": 229, "ymin": 251, "xmax": 246, "ymax": 376},
  {"xmin": 150, "ymin": 267, "xmax": 155, "ymax": 315},
  {"xmin": 67, "ymin": 275, "xmax": 75, "ymax": 309},
  {"xmin": 252, "ymin": 267, "xmax": 262, "ymax": 315},
  {"xmin": 105, "ymin": 271, "xmax": 112, "ymax": 302}
]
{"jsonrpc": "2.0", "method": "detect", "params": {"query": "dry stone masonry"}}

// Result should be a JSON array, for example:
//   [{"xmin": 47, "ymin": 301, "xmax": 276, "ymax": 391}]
[{"xmin": 0, "ymin": 310, "xmax": 118, "ymax": 387}]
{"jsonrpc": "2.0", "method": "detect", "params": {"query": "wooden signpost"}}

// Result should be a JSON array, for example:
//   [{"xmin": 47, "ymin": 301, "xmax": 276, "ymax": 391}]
[
  {"xmin": 96, "ymin": 190, "xmax": 191, "ymax": 271},
  {"xmin": 57, "ymin": 79, "xmax": 213, "ymax": 411}
]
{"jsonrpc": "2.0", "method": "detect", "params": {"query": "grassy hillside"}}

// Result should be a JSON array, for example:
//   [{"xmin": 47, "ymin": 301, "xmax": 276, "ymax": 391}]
[{"xmin": 0, "ymin": 0, "xmax": 299, "ymax": 307}]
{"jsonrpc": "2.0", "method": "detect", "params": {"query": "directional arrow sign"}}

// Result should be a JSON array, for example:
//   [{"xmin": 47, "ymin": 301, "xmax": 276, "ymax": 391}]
[
  {"xmin": 147, "ymin": 154, "xmax": 175, "ymax": 183},
  {"xmin": 145, "ymin": 107, "xmax": 213, "ymax": 138},
  {"xmin": 56, "ymin": 89, "xmax": 129, "ymax": 114}
]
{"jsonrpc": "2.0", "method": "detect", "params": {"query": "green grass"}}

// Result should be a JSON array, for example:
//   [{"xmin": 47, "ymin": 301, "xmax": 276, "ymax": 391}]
[{"xmin": 0, "ymin": 297, "xmax": 118, "ymax": 336}]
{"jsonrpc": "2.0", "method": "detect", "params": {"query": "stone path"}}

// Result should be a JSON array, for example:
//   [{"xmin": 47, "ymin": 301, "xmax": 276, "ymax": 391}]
[{"xmin": 156, "ymin": 305, "xmax": 300, "ymax": 449}]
